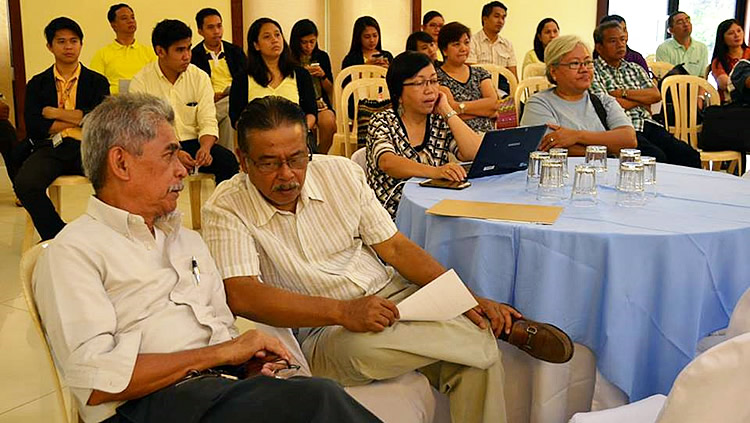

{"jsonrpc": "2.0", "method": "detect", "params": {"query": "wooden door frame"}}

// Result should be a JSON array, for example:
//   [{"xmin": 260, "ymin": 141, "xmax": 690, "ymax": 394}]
[{"xmin": 8, "ymin": 0, "xmax": 26, "ymax": 138}]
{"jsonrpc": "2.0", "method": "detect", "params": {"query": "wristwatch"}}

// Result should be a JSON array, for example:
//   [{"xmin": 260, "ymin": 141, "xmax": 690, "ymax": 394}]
[
  {"xmin": 444, "ymin": 110, "xmax": 458, "ymax": 120},
  {"xmin": 621, "ymin": 89, "xmax": 628, "ymax": 99},
  {"xmin": 459, "ymin": 102, "xmax": 466, "ymax": 114}
]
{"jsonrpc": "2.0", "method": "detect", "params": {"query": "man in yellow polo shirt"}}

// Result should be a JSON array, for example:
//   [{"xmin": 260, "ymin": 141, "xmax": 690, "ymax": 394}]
[
  {"xmin": 90, "ymin": 3, "xmax": 156, "ymax": 94},
  {"xmin": 191, "ymin": 8, "xmax": 247, "ymax": 152}
]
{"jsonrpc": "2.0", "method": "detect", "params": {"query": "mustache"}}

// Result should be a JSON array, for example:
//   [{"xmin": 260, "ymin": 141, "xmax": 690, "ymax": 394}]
[
  {"xmin": 272, "ymin": 182, "xmax": 300, "ymax": 192},
  {"xmin": 168, "ymin": 182, "xmax": 184, "ymax": 193}
]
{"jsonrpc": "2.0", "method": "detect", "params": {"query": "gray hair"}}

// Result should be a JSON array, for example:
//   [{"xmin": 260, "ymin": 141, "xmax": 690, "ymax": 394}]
[
  {"xmin": 593, "ymin": 20, "xmax": 623, "ymax": 45},
  {"xmin": 544, "ymin": 35, "xmax": 591, "ymax": 84},
  {"xmin": 82, "ymin": 93, "xmax": 175, "ymax": 191}
]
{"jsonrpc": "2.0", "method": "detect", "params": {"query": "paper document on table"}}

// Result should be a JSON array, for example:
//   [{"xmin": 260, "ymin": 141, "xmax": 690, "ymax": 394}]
[
  {"xmin": 426, "ymin": 199, "xmax": 563, "ymax": 225},
  {"xmin": 397, "ymin": 269, "xmax": 478, "ymax": 321}
]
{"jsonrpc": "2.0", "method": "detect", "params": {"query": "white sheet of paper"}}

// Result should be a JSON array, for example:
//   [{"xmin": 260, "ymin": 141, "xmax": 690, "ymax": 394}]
[{"xmin": 397, "ymin": 269, "xmax": 478, "ymax": 321}]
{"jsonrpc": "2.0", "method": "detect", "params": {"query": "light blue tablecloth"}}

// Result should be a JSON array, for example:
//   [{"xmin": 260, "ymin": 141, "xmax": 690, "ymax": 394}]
[{"xmin": 396, "ymin": 158, "xmax": 750, "ymax": 401}]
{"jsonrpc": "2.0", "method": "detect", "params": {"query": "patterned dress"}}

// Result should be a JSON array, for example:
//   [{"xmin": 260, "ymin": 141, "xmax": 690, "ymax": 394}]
[
  {"xmin": 366, "ymin": 109, "xmax": 458, "ymax": 218},
  {"xmin": 436, "ymin": 65, "xmax": 495, "ymax": 134}
]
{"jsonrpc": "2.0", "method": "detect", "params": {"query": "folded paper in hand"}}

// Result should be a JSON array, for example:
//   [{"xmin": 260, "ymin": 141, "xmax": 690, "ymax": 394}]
[{"xmin": 397, "ymin": 269, "xmax": 478, "ymax": 321}]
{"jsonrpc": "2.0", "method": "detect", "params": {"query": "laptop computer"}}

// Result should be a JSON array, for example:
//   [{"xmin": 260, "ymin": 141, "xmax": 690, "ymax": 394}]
[{"xmin": 461, "ymin": 124, "xmax": 547, "ymax": 179}]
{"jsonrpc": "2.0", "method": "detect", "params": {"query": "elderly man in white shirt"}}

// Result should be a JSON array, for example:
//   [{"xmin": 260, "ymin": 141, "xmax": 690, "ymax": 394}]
[
  {"xmin": 467, "ymin": 1, "xmax": 517, "ymax": 79},
  {"xmin": 202, "ymin": 96, "xmax": 574, "ymax": 423},
  {"xmin": 33, "ymin": 93, "xmax": 380, "ymax": 423},
  {"xmin": 130, "ymin": 19, "xmax": 238, "ymax": 183}
]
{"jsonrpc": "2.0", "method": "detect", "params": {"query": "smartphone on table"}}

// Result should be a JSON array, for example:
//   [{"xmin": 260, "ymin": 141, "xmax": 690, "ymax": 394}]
[{"xmin": 419, "ymin": 179, "xmax": 471, "ymax": 190}]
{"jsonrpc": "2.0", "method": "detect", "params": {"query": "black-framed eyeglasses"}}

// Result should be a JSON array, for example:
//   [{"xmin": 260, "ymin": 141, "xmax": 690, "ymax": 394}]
[
  {"xmin": 247, "ymin": 152, "xmax": 312, "ymax": 174},
  {"xmin": 556, "ymin": 60, "xmax": 594, "ymax": 70},
  {"xmin": 403, "ymin": 79, "xmax": 440, "ymax": 88}
]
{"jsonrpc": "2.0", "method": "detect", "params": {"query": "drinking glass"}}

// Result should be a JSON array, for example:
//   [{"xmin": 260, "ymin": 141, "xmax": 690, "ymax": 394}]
[
  {"xmin": 537, "ymin": 159, "xmax": 565, "ymax": 202},
  {"xmin": 619, "ymin": 148, "xmax": 641, "ymax": 166},
  {"xmin": 616, "ymin": 162, "xmax": 646, "ymax": 207},
  {"xmin": 549, "ymin": 147, "xmax": 569, "ymax": 179},
  {"xmin": 570, "ymin": 164, "xmax": 598, "ymax": 207},
  {"xmin": 585, "ymin": 145, "xmax": 608, "ymax": 173},
  {"xmin": 641, "ymin": 156, "xmax": 657, "ymax": 197},
  {"xmin": 526, "ymin": 151, "xmax": 550, "ymax": 192}
]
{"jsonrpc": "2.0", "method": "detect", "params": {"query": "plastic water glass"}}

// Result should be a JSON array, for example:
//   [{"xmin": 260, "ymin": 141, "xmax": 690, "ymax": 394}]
[
  {"xmin": 641, "ymin": 156, "xmax": 657, "ymax": 197},
  {"xmin": 570, "ymin": 164, "xmax": 598, "ymax": 207},
  {"xmin": 527, "ymin": 151, "xmax": 550, "ymax": 192},
  {"xmin": 585, "ymin": 145, "xmax": 608, "ymax": 173},
  {"xmin": 619, "ymin": 149, "xmax": 641, "ymax": 166},
  {"xmin": 549, "ymin": 148, "xmax": 569, "ymax": 179},
  {"xmin": 616, "ymin": 162, "xmax": 646, "ymax": 207},
  {"xmin": 537, "ymin": 159, "xmax": 565, "ymax": 202}
]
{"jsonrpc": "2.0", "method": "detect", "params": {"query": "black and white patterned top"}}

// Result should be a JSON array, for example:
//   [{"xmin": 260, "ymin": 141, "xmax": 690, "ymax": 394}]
[
  {"xmin": 436, "ymin": 65, "xmax": 495, "ymax": 134},
  {"xmin": 366, "ymin": 108, "xmax": 458, "ymax": 218}
]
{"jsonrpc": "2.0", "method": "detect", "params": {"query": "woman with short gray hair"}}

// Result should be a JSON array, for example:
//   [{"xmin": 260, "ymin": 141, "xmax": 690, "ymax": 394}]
[{"xmin": 520, "ymin": 35, "xmax": 637, "ymax": 156}]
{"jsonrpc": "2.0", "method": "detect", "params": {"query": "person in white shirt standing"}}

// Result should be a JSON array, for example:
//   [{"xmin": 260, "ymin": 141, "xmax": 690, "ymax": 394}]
[
  {"xmin": 130, "ymin": 19, "xmax": 238, "ymax": 183},
  {"xmin": 33, "ymin": 92, "xmax": 381, "ymax": 423},
  {"xmin": 468, "ymin": 1, "xmax": 517, "ymax": 80}
]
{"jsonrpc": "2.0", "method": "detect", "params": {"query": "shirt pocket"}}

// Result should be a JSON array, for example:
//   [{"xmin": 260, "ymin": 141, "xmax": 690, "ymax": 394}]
[{"xmin": 177, "ymin": 102, "xmax": 199, "ymax": 126}]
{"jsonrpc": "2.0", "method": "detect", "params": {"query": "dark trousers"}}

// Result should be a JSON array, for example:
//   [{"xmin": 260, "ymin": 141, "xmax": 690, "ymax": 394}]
[
  {"xmin": 636, "ymin": 121, "xmax": 702, "ymax": 168},
  {"xmin": 180, "ymin": 139, "xmax": 238, "ymax": 184},
  {"xmin": 13, "ymin": 138, "xmax": 84, "ymax": 241},
  {"xmin": 0, "ymin": 120, "xmax": 20, "ymax": 181},
  {"xmin": 103, "ymin": 375, "xmax": 381, "ymax": 423}
]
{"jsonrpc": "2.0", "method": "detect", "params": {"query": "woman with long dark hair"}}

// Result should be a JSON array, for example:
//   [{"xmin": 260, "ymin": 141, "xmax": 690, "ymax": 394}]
[
  {"xmin": 522, "ymin": 18, "xmax": 559, "ymax": 73},
  {"xmin": 290, "ymin": 19, "xmax": 336, "ymax": 153},
  {"xmin": 711, "ymin": 18, "xmax": 750, "ymax": 102},
  {"xmin": 341, "ymin": 16, "xmax": 393, "ymax": 70},
  {"xmin": 229, "ymin": 18, "xmax": 317, "ymax": 135}
]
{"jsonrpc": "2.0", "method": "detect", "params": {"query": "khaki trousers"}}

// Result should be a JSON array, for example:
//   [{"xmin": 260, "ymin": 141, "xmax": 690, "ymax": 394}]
[
  {"xmin": 215, "ymin": 96, "xmax": 234, "ymax": 153},
  {"xmin": 302, "ymin": 277, "xmax": 507, "ymax": 423}
]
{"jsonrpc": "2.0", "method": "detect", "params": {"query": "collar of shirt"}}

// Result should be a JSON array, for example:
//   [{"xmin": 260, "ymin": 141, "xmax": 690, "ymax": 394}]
[
  {"xmin": 241, "ymin": 168, "xmax": 325, "ymax": 227},
  {"xmin": 204, "ymin": 41, "xmax": 225, "ymax": 62},
  {"xmin": 111, "ymin": 39, "xmax": 139, "ymax": 50},
  {"xmin": 155, "ymin": 61, "xmax": 185, "ymax": 85},
  {"xmin": 86, "ymin": 196, "xmax": 183, "ymax": 244},
  {"xmin": 595, "ymin": 55, "xmax": 622, "ymax": 71},
  {"xmin": 53, "ymin": 62, "xmax": 81, "ymax": 83},
  {"xmin": 667, "ymin": 37, "xmax": 695, "ymax": 52},
  {"xmin": 476, "ymin": 29, "xmax": 509, "ymax": 47}
]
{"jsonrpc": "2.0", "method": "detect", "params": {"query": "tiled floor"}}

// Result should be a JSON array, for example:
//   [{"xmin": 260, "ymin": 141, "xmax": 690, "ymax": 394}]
[{"xmin": 0, "ymin": 167, "xmax": 216, "ymax": 421}]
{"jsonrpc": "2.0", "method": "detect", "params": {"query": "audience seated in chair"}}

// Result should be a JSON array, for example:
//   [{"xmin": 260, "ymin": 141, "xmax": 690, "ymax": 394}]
[
  {"xmin": 655, "ymin": 11, "xmax": 709, "ymax": 77},
  {"xmin": 422, "ymin": 11, "xmax": 445, "ymax": 62},
  {"xmin": 597, "ymin": 15, "xmax": 649, "ymax": 73},
  {"xmin": 0, "ymin": 98, "xmax": 20, "ymax": 183},
  {"xmin": 130, "ymin": 19, "xmax": 238, "ymax": 183},
  {"xmin": 290, "ymin": 19, "xmax": 337, "ymax": 154},
  {"xmin": 591, "ymin": 21, "xmax": 701, "ymax": 167},
  {"xmin": 15, "ymin": 17, "xmax": 109, "ymax": 241},
  {"xmin": 712, "ymin": 19, "xmax": 750, "ymax": 102},
  {"xmin": 191, "ymin": 8, "xmax": 247, "ymax": 153},
  {"xmin": 228, "ymin": 18, "xmax": 318, "ymax": 146},
  {"xmin": 520, "ymin": 35, "xmax": 637, "ymax": 156},
  {"xmin": 437, "ymin": 22, "xmax": 499, "ymax": 134},
  {"xmin": 90, "ymin": 3, "xmax": 156, "ymax": 95},
  {"xmin": 522, "ymin": 18, "xmax": 559, "ymax": 78},
  {"xmin": 406, "ymin": 31, "xmax": 440, "ymax": 64},
  {"xmin": 468, "ymin": 1, "xmax": 518, "ymax": 80},
  {"xmin": 201, "ymin": 95, "xmax": 575, "ymax": 423},
  {"xmin": 366, "ymin": 52, "xmax": 481, "ymax": 218},
  {"xmin": 33, "ymin": 93, "xmax": 379, "ymax": 423}
]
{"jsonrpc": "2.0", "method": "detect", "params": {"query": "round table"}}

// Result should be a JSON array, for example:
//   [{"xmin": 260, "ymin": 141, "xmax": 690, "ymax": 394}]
[{"xmin": 396, "ymin": 158, "xmax": 750, "ymax": 401}]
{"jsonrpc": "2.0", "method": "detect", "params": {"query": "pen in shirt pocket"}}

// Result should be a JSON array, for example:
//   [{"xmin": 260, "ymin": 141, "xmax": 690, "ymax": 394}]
[
  {"xmin": 186, "ymin": 102, "xmax": 198, "ymax": 107},
  {"xmin": 191, "ymin": 256, "xmax": 201, "ymax": 285}
]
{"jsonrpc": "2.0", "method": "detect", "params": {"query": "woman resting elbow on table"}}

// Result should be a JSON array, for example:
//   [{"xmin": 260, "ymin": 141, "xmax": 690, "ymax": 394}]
[
  {"xmin": 366, "ymin": 51, "xmax": 482, "ymax": 218},
  {"xmin": 519, "ymin": 35, "xmax": 636, "ymax": 156}
]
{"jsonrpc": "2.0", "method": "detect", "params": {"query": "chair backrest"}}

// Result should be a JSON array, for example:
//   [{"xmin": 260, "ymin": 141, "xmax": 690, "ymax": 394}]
[
  {"xmin": 472, "ymin": 63, "xmax": 518, "ymax": 98},
  {"xmin": 351, "ymin": 147, "xmax": 367, "ymax": 172},
  {"xmin": 649, "ymin": 61, "xmax": 675, "ymax": 80},
  {"xmin": 340, "ymin": 78, "xmax": 390, "ymax": 157},
  {"xmin": 645, "ymin": 54, "xmax": 656, "ymax": 63},
  {"xmin": 514, "ymin": 77, "xmax": 553, "ymax": 122},
  {"xmin": 727, "ymin": 288, "xmax": 750, "ymax": 338},
  {"xmin": 333, "ymin": 65, "xmax": 387, "ymax": 129},
  {"xmin": 656, "ymin": 332, "xmax": 750, "ymax": 423},
  {"xmin": 20, "ymin": 242, "xmax": 76, "ymax": 423},
  {"xmin": 660, "ymin": 75, "xmax": 720, "ymax": 148},
  {"xmin": 523, "ymin": 62, "xmax": 546, "ymax": 80}
]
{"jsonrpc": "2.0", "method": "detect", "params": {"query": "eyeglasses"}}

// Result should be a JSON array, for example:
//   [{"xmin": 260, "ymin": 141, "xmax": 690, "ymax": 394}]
[
  {"xmin": 247, "ymin": 152, "xmax": 312, "ymax": 174},
  {"xmin": 556, "ymin": 60, "xmax": 594, "ymax": 70},
  {"xmin": 271, "ymin": 358, "xmax": 301, "ymax": 378},
  {"xmin": 403, "ymin": 79, "xmax": 440, "ymax": 88}
]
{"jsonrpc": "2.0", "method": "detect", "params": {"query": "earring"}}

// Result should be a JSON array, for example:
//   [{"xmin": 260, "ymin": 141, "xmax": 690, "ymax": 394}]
[{"xmin": 397, "ymin": 102, "xmax": 404, "ymax": 116}]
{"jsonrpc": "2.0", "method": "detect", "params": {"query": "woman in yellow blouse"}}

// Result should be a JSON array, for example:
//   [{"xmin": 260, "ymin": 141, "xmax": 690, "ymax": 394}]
[{"xmin": 522, "ymin": 18, "xmax": 559, "ymax": 76}]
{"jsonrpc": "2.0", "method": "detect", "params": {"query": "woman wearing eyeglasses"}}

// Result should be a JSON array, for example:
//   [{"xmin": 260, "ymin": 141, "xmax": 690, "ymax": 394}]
[
  {"xmin": 520, "ymin": 35, "xmax": 636, "ymax": 156},
  {"xmin": 435, "ymin": 22, "xmax": 499, "ymax": 135},
  {"xmin": 366, "ymin": 51, "xmax": 482, "ymax": 218}
]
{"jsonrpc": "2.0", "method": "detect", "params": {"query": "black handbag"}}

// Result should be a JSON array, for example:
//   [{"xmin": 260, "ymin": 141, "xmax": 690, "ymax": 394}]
[{"xmin": 698, "ymin": 102, "xmax": 750, "ymax": 151}]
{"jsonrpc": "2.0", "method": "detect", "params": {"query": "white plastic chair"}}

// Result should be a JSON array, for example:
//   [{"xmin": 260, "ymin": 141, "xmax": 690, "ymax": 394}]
[
  {"xmin": 569, "ymin": 331, "xmax": 750, "ymax": 423},
  {"xmin": 514, "ymin": 77, "xmax": 553, "ymax": 123},
  {"xmin": 330, "ymin": 78, "xmax": 390, "ymax": 158},
  {"xmin": 523, "ymin": 62, "xmax": 547, "ymax": 80},
  {"xmin": 472, "ymin": 63, "xmax": 518, "ymax": 99},
  {"xmin": 649, "ymin": 61, "xmax": 674, "ymax": 80}
]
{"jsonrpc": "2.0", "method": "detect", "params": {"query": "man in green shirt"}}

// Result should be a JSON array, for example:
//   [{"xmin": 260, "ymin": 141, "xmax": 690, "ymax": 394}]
[{"xmin": 655, "ymin": 11, "xmax": 708, "ymax": 77}]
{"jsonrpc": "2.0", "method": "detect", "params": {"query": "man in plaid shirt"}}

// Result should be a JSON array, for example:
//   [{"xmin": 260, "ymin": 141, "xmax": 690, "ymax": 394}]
[{"xmin": 590, "ymin": 21, "xmax": 700, "ymax": 168}]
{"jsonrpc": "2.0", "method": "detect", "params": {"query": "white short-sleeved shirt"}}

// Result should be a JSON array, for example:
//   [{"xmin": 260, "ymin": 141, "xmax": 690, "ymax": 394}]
[
  {"xmin": 33, "ymin": 197, "xmax": 237, "ymax": 423},
  {"xmin": 468, "ymin": 29, "xmax": 517, "ymax": 67},
  {"xmin": 202, "ymin": 155, "xmax": 398, "ymax": 300}
]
